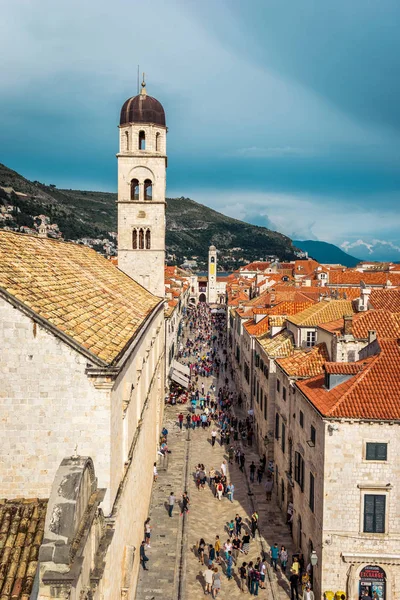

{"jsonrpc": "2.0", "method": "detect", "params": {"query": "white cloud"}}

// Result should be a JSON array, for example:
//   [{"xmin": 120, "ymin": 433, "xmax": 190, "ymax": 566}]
[{"xmin": 341, "ymin": 239, "xmax": 400, "ymax": 255}]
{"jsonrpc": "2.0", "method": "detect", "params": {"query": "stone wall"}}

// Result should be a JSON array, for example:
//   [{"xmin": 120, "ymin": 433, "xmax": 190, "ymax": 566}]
[{"xmin": 0, "ymin": 298, "xmax": 111, "ymax": 505}]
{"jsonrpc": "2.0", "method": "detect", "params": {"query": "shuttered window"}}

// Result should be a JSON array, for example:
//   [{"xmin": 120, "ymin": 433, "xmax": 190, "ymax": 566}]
[
  {"xmin": 364, "ymin": 494, "xmax": 386, "ymax": 533},
  {"xmin": 366, "ymin": 443, "xmax": 387, "ymax": 461},
  {"xmin": 275, "ymin": 413, "xmax": 280, "ymax": 439},
  {"xmin": 281, "ymin": 422, "xmax": 286, "ymax": 453},
  {"xmin": 309, "ymin": 472, "xmax": 315, "ymax": 513},
  {"xmin": 294, "ymin": 452, "xmax": 304, "ymax": 491}
]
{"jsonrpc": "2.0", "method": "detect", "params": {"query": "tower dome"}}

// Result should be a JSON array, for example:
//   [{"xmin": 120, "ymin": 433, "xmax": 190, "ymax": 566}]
[{"xmin": 120, "ymin": 78, "xmax": 166, "ymax": 127}]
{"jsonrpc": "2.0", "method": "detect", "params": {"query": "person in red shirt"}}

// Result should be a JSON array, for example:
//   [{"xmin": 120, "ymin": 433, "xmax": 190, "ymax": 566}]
[{"xmin": 178, "ymin": 412, "xmax": 184, "ymax": 430}]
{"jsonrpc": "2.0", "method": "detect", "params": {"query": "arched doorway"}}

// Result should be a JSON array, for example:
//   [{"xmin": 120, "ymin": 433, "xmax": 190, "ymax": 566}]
[
  {"xmin": 199, "ymin": 293, "xmax": 206, "ymax": 303},
  {"xmin": 359, "ymin": 565, "xmax": 386, "ymax": 599}
]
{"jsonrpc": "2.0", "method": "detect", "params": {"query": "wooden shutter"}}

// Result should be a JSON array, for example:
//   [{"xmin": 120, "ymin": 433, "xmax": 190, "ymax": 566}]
[{"xmin": 375, "ymin": 495, "xmax": 386, "ymax": 533}]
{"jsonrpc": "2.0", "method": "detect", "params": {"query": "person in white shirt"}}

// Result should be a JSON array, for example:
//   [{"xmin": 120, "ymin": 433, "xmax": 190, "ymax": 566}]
[
  {"xmin": 203, "ymin": 565, "xmax": 214, "ymax": 594},
  {"xmin": 302, "ymin": 583, "xmax": 315, "ymax": 600},
  {"xmin": 221, "ymin": 460, "xmax": 227, "ymax": 477}
]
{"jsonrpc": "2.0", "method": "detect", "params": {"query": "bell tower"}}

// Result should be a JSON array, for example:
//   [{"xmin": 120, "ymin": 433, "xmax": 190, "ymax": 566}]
[
  {"xmin": 117, "ymin": 76, "xmax": 167, "ymax": 297},
  {"xmin": 207, "ymin": 245, "xmax": 217, "ymax": 304}
]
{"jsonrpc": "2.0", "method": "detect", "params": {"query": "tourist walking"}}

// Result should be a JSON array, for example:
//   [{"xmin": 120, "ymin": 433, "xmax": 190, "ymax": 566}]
[
  {"xmin": 140, "ymin": 541, "xmax": 149, "ymax": 570},
  {"xmin": 280, "ymin": 545, "xmax": 288, "ymax": 573},
  {"xmin": 302, "ymin": 583, "xmax": 315, "ymax": 600},
  {"xmin": 144, "ymin": 518, "xmax": 152, "ymax": 548},
  {"xmin": 168, "ymin": 492, "xmax": 175, "ymax": 517},
  {"xmin": 270, "ymin": 543, "xmax": 279, "ymax": 570},
  {"xmin": 226, "ymin": 551, "xmax": 234, "ymax": 580},
  {"xmin": 212, "ymin": 568, "xmax": 221, "ymax": 598},
  {"xmin": 203, "ymin": 565, "xmax": 214, "ymax": 595},
  {"xmin": 153, "ymin": 462, "xmax": 158, "ymax": 482},
  {"xmin": 239, "ymin": 562, "xmax": 248, "ymax": 592},
  {"xmin": 181, "ymin": 491, "xmax": 190, "ymax": 516}
]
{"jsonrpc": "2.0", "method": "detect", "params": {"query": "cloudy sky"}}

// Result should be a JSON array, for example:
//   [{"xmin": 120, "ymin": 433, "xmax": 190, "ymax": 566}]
[{"xmin": 1, "ymin": 0, "xmax": 400, "ymax": 260}]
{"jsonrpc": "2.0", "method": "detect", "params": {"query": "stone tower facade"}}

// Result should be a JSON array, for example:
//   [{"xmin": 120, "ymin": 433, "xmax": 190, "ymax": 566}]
[
  {"xmin": 207, "ymin": 245, "xmax": 217, "ymax": 303},
  {"xmin": 117, "ymin": 79, "xmax": 167, "ymax": 297}
]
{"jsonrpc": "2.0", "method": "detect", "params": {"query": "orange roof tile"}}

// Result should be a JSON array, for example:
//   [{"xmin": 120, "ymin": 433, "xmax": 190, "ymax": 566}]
[
  {"xmin": 287, "ymin": 299, "xmax": 355, "ymax": 327},
  {"xmin": 297, "ymin": 339, "xmax": 400, "ymax": 419},
  {"xmin": 243, "ymin": 315, "xmax": 270, "ymax": 335},
  {"xmin": 319, "ymin": 309, "xmax": 400, "ymax": 340},
  {"xmin": 328, "ymin": 270, "xmax": 400, "ymax": 286},
  {"xmin": 324, "ymin": 362, "xmax": 363, "ymax": 374},
  {"xmin": 0, "ymin": 498, "xmax": 47, "ymax": 599},
  {"xmin": 277, "ymin": 343, "xmax": 329, "ymax": 377},
  {"xmin": 369, "ymin": 289, "xmax": 400, "ymax": 312},
  {"xmin": 0, "ymin": 231, "xmax": 161, "ymax": 365}
]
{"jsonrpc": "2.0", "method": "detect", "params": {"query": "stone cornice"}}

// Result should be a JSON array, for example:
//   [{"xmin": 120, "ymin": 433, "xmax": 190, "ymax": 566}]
[{"xmin": 342, "ymin": 552, "xmax": 400, "ymax": 565}]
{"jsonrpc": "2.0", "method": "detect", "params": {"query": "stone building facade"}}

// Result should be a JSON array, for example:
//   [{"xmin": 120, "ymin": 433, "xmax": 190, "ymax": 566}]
[{"xmin": 0, "ymin": 231, "xmax": 165, "ymax": 599}]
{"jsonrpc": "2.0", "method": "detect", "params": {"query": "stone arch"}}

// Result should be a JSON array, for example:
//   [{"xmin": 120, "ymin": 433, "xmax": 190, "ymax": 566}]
[
  {"xmin": 199, "ymin": 293, "xmax": 206, "ymax": 303},
  {"xmin": 138, "ymin": 130, "xmax": 146, "ymax": 150}
]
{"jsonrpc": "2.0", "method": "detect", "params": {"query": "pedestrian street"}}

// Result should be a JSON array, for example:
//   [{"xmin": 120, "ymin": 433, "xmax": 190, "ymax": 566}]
[{"xmin": 136, "ymin": 305, "xmax": 295, "ymax": 599}]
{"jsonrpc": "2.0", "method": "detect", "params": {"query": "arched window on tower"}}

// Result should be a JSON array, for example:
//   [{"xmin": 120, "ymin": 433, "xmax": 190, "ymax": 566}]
[
  {"xmin": 144, "ymin": 179, "xmax": 152, "ymax": 200},
  {"xmin": 139, "ymin": 131, "xmax": 146, "ymax": 150},
  {"xmin": 130, "ymin": 179, "xmax": 139, "ymax": 201},
  {"xmin": 132, "ymin": 229, "xmax": 137, "ymax": 249},
  {"xmin": 139, "ymin": 228, "xmax": 144, "ymax": 249},
  {"xmin": 155, "ymin": 132, "xmax": 160, "ymax": 152},
  {"xmin": 145, "ymin": 229, "xmax": 151, "ymax": 249},
  {"xmin": 125, "ymin": 131, "xmax": 130, "ymax": 152},
  {"xmin": 211, "ymin": 256, "xmax": 215, "ymax": 263}
]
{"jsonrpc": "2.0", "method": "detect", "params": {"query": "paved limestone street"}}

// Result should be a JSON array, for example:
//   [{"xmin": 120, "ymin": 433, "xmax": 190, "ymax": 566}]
[{"xmin": 136, "ymin": 305, "xmax": 294, "ymax": 600}]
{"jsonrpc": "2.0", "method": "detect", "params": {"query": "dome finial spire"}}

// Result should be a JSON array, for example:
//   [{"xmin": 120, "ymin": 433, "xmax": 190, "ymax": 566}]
[{"xmin": 141, "ymin": 72, "xmax": 147, "ymax": 96}]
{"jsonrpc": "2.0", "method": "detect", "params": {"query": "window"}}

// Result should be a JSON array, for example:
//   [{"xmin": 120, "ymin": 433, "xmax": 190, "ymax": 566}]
[
  {"xmin": 264, "ymin": 364, "xmax": 269, "ymax": 379},
  {"xmin": 299, "ymin": 411, "xmax": 304, "ymax": 428},
  {"xmin": 139, "ymin": 228, "xmax": 144, "ymax": 249},
  {"xmin": 309, "ymin": 473, "xmax": 315, "ymax": 513},
  {"xmin": 132, "ymin": 229, "xmax": 137, "ymax": 249},
  {"xmin": 264, "ymin": 394, "xmax": 267, "ymax": 420},
  {"xmin": 275, "ymin": 413, "xmax": 280, "ymax": 440},
  {"xmin": 306, "ymin": 331, "xmax": 316, "ymax": 347},
  {"xmin": 283, "ymin": 387, "xmax": 287, "ymax": 401},
  {"xmin": 294, "ymin": 452, "xmax": 305, "ymax": 491},
  {"xmin": 155, "ymin": 132, "xmax": 160, "ymax": 151},
  {"xmin": 144, "ymin": 179, "xmax": 152, "ymax": 200},
  {"xmin": 260, "ymin": 393, "xmax": 263, "ymax": 412},
  {"xmin": 364, "ymin": 494, "xmax": 386, "ymax": 533},
  {"xmin": 130, "ymin": 179, "xmax": 139, "ymax": 201},
  {"xmin": 310, "ymin": 425, "xmax": 316, "ymax": 446},
  {"xmin": 281, "ymin": 422, "xmax": 286, "ymax": 453},
  {"xmin": 211, "ymin": 256, "xmax": 215, "ymax": 263},
  {"xmin": 366, "ymin": 443, "xmax": 387, "ymax": 461},
  {"xmin": 256, "ymin": 380, "xmax": 259, "ymax": 401},
  {"xmin": 145, "ymin": 229, "xmax": 151, "ymax": 249},
  {"xmin": 125, "ymin": 131, "xmax": 130, "ymax": 151},
  {"xmin": 277, "ymin": 379, "xmax": 280, "ymax": 393},
  {"xmin": 244, "ymin": 362, "xmax": 250, "ymax": 384},
  {"xmin": 139, "ymin": 130, "xmax": 146, "ymax": 150},
  {"xmin": 281, "ymin": 478, "xmax": 285, "ymax": 503}
]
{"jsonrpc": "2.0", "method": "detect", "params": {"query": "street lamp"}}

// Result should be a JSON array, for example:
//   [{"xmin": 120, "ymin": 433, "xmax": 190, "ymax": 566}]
[{"xmin": 310, "ymin": 550, "xmax": 318, "ymax": 567}]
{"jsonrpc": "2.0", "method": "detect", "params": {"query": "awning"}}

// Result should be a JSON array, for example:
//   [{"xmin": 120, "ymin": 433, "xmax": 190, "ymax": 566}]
[
  {"xmin": 170, "ymin": 359, "xmax": 190, "ymax": 388},
  {"xmin": 211, "ymin": 307, "xmax": 226, "ymax": 314}
]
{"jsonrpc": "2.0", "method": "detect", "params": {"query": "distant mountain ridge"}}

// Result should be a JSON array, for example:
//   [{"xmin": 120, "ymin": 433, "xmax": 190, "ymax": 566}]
[
  {"xmin": 0, "ymin": 162, "xmax": 297, "ymax": 268},
  {"xmin": 293, "ymin": 239, "xmax": 361, "ymax": 268}
]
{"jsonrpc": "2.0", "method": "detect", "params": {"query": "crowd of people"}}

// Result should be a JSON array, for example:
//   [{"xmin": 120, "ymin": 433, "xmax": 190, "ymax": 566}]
[{"xmin": 141, "ymin": 302, "xmax": 315, "ymax": 599}]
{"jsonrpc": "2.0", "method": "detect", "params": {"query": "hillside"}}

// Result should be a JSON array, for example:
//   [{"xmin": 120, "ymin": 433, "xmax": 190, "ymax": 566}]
[
  {"xmin": 293, "ymin": 239, "xmax": 361, "ymax": 268},
  {"xmin": 0, "ymin": 163, "xmax": 297, "ymax": 268}
]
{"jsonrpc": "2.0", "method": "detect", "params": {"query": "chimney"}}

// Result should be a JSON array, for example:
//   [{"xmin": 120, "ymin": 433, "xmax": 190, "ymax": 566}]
[
  {"xmin": 343, "ymin": 314, "xmax": 353, "ymax": 336},
  {"xmin": 358, "ymin": 285, "xmax": 371, "ymax": 311},
  {"xmin": 368, "ymin": 330, "xmax": 377, "ymax": 345}
]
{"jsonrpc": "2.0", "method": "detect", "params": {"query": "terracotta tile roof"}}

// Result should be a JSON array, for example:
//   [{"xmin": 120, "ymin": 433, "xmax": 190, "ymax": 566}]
[
  {"xmin": 267, "ymin": 301, "xmax": 314, "ymax": 316},
  {"xmin": 0, "ymin": 231, "xmax": 161, "ymax": 365},
  {"xmin": 318, "ymin": 309, "xmax": 400, "ymax": 340},
  {"xmin": 328, "ymin": 270, "xmax": 400, "ymax": 286},
  {"xmin": 240, "ymin": 261, "xmax": 271, "ymax": 271},
  {"xmin": 268, "ymin": 315, "xmax": 286, "ymax": 327},
  {"xmin": 277, "ymin": 343, "xmax": 329, "ymax": 377},
  {"xmin": 293, "ymin": 259, "xmax": 320, "ymax": 275},
  {"xmin": 243, "ymin": 315, "xmax": 270, "ymax": 335},
  {"xmin": 0, "ymin": 499, "xmax": 47, "ymax": 599},
  {"xmin": 369, "ymin": 289, "xmax": 400, "ymax": 312},
  {"xmin": 257, "ymin": 330, "xmax": 294, "ymax": 357},
  {"xmin": 287, "ymin": 299, "xmax": 355, "ymax": 327},
  {"xmin": 297, "ymin": 339, "xmax": 400, "ymax": 419},
  {"xmin": 324, "ymin": 362, "xmax": 363, "ymax": 374}
]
